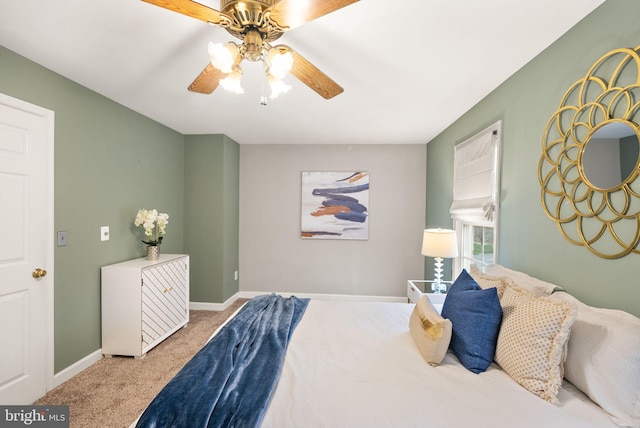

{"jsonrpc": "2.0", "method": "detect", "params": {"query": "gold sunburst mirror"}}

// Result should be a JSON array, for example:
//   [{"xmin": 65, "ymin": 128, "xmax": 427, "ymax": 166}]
[{"xmin": 539, "ymin": 45, "xmax": 640, "ymax": 258}]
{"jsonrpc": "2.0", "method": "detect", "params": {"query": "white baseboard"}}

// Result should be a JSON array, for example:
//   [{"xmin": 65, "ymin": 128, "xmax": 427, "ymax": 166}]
[
  {"xmin": 52, "ymin": 349, "xmax": 103, "ymax": 389},
  {"xmin": 189, "ymin": 292, "xmax": 241, "ymax": 311},
  {"xmin": 238, "ymin": 291, "xmax": 407, "ymax": 303}
]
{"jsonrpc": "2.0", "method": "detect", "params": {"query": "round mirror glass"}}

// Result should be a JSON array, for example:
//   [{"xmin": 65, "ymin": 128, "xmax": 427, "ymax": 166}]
[{"xmin": 581, "ymin": 122, "xmax": 640, "ymax": 190}]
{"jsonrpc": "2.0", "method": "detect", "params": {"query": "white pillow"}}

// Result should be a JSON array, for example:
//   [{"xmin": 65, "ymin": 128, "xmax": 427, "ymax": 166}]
[
  {"xmin": 552, "ymin": 292, "xmax": 640, "ymax": 427},
  {"xmin": 473, "ymin": 263, "xmax": 559, "ymax": 295},
  {"xmin": 408, "ymin": 296, "xmax": 452, "ymax": 366}
]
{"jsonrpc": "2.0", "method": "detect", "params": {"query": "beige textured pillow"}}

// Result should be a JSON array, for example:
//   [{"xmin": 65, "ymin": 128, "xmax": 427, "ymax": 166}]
[
  {"xmin": 495, "ymin": 285, "xmax": 576, "ymax": 404},
  {"xmin": 469, "ymin": 264, "xmax": 512, "ymax": 298},
  {"xmin": 409, "ymin": 296, "xmax": 452, "ymax": 366}
]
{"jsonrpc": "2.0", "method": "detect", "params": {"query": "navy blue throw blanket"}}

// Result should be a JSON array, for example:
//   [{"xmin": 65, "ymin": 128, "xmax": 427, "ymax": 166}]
[{"xmin": 136, "ymin": 294, "xmax": 309, "ymax": 428}]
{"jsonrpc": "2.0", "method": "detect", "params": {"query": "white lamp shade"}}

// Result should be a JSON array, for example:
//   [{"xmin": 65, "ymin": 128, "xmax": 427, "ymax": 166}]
[{"xmin": 421, "ymin": 228, "xmax": 458, "ymax": 258}]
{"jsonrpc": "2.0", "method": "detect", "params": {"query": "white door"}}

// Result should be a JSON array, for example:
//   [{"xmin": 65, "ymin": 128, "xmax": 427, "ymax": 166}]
[{"xmin": 0, "ymin": 93, "xmax": 54, "ymax": 404}]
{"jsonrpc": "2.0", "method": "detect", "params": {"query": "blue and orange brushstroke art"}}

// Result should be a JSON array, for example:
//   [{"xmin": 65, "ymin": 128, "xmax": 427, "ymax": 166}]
[{"xmin": 301, "ymin": 171, "xmax": 369, "ymax": 239}]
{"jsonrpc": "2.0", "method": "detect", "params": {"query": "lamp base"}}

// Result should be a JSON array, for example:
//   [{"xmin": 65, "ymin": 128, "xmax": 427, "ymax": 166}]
[
  {"xmin": 432, "ymin": 257, "xmax": 446, "ymax": 293},
  {"xmin": 431, "ymin": 282, "xmax": 447, "ymax": 294}
]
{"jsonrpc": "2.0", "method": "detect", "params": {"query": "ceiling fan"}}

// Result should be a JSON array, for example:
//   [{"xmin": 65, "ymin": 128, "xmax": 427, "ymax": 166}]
[{"xmin": 142, "ymin": 0, "xmax": 359, "ymax": 99}]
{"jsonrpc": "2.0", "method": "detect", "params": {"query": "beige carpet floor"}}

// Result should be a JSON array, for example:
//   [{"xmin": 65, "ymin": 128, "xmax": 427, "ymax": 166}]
[{"xmin": 35, "ymin": 300, "xmax": 247, "ymax": 428}]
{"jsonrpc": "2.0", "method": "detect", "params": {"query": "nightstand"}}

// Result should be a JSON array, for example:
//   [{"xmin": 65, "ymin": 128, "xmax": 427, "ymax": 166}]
[{"xmin": 407, "ymin": 280, "xmax": 450, "ymax": 313}]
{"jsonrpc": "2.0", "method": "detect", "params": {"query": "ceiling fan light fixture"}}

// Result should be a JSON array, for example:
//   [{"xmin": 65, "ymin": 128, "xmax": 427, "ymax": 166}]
[
  {"xmin": 220, "ymin": 65, "xmax": 244, "ymax": 94},
  {"xmin": 268, "ymin": 73, "xmax": 291, "ymax": 99},
  {"xmin": 208, "ymin": 41, "xmax": 239, "ymax": 73},
  {"xmin": 145, "ymin": 0, "xmax": 353, "ymax": 100},
  {"xmin": 267, "ymin": 45, "xmax": 293, "ymax": 80}
]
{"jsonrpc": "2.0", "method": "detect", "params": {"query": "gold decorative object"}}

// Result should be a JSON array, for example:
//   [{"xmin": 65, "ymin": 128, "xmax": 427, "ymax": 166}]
[
  {"xmin": 539, "ymin": 46, "xmax": 640, "ymax": 258},
  {"xmin": 146, "ymin": 245, "xmax": 160, "ymax": 261}
]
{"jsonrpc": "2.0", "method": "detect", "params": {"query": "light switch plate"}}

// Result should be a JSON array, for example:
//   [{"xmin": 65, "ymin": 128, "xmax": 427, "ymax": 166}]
[
  {"xmin": 101, "ymin": 226, "xmax": 110, "ymax": 241},
  {"xmin": 57, "ymin": 231, "xmax": 67, "ymax": 247}
]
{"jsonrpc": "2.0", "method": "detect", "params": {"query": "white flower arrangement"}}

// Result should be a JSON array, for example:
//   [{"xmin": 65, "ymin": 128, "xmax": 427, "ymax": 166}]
[{"xmin": 134, "ymin": 209, "xmax": 169, "ymax": 246}]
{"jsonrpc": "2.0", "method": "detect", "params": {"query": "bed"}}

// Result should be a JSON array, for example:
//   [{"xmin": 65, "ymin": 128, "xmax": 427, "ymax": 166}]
[{"xmin": 133, "ymin": 265, "xmax": 640, "ymax": 428}]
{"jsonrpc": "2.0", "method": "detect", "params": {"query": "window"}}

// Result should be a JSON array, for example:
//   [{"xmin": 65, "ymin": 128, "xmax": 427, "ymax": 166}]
[
  {"xmin": 459, "ymin": 224, "xmax": 494, "ymax": 271},
  {"xmin": 450, "ymin": 121, "xmax": 502, "ymax": 273}
]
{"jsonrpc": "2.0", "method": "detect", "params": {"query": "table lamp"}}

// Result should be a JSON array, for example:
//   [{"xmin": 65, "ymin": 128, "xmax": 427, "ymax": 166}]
[{"xmin": 422, "ymin": 228, "xmax": 458, "ymax": 294}]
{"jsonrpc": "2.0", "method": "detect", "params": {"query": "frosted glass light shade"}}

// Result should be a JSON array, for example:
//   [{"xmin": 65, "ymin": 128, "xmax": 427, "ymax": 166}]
[
  {"xmin": 268, "ymin": 46, "xmax": 293, "ymax": 80},
  {"xmin": 219, "ymin": 66, "xmax": 244, "ymax": 94},
  {"xmin": 208, "ymin": 42, "xmax": 238, "ymax": 74},
  {"xmin": 269, "ymin": 74, "xmax": 291, "ymax": 99}
]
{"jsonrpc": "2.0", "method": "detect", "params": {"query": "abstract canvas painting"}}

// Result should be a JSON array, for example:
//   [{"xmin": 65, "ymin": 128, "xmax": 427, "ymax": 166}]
[{"xmin": 301, "ymin": 171, "xmax": 369, "ymax": 240}]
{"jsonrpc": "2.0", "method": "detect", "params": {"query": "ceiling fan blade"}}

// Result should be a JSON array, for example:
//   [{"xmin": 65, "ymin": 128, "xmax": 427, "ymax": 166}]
[
  {"xmin": 267, "ymin": 0, "xmax": 359, "ymax": 29},
  {"xmin": 289, "ymin": 49, "xmax": 343, "ymax": 99},
  {"xmin": 188, "ymin": 63, "xmax": 227, "ymax": 94},
  {"xmin": 142, "ymin": 0, "xmax": 230, "ymax": 25}
]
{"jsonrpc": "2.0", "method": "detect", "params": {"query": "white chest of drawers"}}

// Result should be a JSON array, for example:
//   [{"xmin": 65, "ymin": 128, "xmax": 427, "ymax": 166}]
[{"xmin": 101, "ymin": 254, "xmax": 189, "ymax": 358}]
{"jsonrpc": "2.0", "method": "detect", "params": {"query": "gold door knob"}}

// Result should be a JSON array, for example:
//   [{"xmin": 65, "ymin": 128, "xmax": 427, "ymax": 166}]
[{"xmin": 32, "ymin": 268, "xmax": 47, "ymax": 278}]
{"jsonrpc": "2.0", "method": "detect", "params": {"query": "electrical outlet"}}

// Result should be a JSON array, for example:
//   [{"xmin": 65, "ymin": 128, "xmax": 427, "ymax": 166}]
[
  {"xmin": 234, "ymin": 270, "xmax": 238, "ymax": 281},
  {"xmin": 101, "ymin": 226, "xmax": 110, "ymax": 241}
]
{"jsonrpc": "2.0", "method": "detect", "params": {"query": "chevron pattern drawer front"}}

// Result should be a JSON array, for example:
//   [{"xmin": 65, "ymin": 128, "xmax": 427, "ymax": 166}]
[
  {"xmin": 101, "ymin": 254, "xmax": 189, "ymax": 358},
  {"xmin": 141, "ymin": 258, "xmax": 188, "ymax": 352}
]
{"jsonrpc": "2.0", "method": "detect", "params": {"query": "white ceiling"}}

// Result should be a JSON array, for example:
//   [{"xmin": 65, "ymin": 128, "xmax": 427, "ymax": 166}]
[{"xmin": 0, "ymin": 0, "xmax": 605, "ymax": 145}]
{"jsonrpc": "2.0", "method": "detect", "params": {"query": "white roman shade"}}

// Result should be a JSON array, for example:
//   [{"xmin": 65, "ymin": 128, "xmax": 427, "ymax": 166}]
[{"xmin": 450, "ymin": 121, "xmax": 501, "ymax": 226}]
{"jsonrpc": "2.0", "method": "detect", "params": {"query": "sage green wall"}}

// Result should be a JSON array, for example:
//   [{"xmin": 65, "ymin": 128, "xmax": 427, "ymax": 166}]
[
  {"xmin": 0, "ymin": 45, "xmax": 185, "ymax": 372},
  {"xmin": 184, "ymin": 135, "xmax": 239, "ymax": 304},
  {"xmin": 426, "ymin": 0, "xmax": 640, "ymax": 317},
  {"xmin": 222, "ymin": 137, "xmax": 240, "ymax": 302}
]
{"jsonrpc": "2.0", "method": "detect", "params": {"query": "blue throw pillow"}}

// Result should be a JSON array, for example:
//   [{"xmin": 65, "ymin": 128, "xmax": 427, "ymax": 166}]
[{"xmin": 441, "ymin": 269, "xmax": 502, "ymax": 374}]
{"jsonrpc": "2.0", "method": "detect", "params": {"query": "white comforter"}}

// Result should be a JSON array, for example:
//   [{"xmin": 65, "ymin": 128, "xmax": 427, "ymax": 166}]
[{"xmin": 261, "ymin": 300, "xmax": 617, "ymax": 428}]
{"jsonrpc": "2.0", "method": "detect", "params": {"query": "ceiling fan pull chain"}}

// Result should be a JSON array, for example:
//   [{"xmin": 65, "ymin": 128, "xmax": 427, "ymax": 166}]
[{"xmin": 260, "ymin": 73, "xmax": 268, "ymax": 106}]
